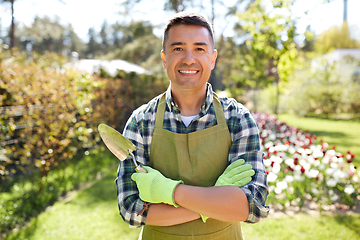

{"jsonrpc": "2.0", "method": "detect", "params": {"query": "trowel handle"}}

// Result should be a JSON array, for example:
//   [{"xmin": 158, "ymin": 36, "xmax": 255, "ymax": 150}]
[
  {"xmin": 129, "ymin": 151, "xmax": 147, "ymax": 173},
  {"xmin": 135, "ymin": 165, "xmax": 147, "ymax": 173}
]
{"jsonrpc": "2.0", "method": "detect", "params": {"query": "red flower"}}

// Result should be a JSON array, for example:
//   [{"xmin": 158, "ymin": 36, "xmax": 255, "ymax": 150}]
[
  {"xmin": 294, "ymin": 158, "xmax": 299, "ymax": 165},
  {"xmin": 301, "ymin": 166, "xmax": 305, "ymax": 174}
]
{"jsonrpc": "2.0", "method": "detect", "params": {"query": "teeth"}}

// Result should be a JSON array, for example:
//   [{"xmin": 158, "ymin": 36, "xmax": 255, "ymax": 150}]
[{"xmin": 179, "ymin": 70, "xmax": 197, "ymax": 74}]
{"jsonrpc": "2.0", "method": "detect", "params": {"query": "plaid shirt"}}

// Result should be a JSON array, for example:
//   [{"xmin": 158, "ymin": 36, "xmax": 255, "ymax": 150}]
[{"xmin": 115, "ymin": 83, "xmax": 269, "ymax": 228}]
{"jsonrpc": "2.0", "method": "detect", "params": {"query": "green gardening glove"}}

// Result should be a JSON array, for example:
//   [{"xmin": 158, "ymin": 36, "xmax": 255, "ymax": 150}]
[
  {"xmin": 215, "ymin": 159, "xmax": 255, "ymax": 187},
  {"xmin": 200, "ymin": 159, "xmax": 255, "ymax": 223},
  {"xmin": 131, "ymin": 166, "xmax": 183, "ymax": 207}
]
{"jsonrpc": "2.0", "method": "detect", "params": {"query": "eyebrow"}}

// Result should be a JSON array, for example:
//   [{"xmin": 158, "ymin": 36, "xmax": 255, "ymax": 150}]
[{"xmin": 170, "ymin": 41, "xmax": 208, "ymax": 47}]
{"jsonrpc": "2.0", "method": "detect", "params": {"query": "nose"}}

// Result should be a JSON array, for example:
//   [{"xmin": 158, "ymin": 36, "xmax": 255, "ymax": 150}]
[{"xmin": 183, "ymin": 49, "xmax": 195, "ymax": 65}]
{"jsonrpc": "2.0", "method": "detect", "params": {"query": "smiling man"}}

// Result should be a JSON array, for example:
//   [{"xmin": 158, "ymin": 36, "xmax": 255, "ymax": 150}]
[{"xmin": 116, "ymin": 12, "xmax": 269, "ymax": 240}]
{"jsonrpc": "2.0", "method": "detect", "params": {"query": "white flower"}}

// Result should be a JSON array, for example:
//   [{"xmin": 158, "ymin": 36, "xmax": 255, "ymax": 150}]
[
  {"xmin": 311, "ymin": 188, "xmax": 320, "ymax": 195},
  {"xmin": 272, "ymin": 162, "xmax": 281, "ymax": 174},
  {"xmin": 318, "ymin": 164, "xmax": 326, "ymax": 171},
  {"xmin": 306, "ymin": 169, "xmax": 319, "ymax": 178},
  {"xmin": 288, "ymin": 146, "xmax": 296, "ymax": 154},
  {"xmin": 333, "ymin": 169, "xmax": 348, "ymax": 181},
  {"xmin": 326, "ymin": 149, "xmax": 336, "ymax": 157},
  {"xmin": 269, "ymin": 185, "xmax": 275, "ymax": 192},
  {"xmin": 350, "ymin": 164, "xmax": 356, "ymax": 173},
  {"xmin": 330, "ymin": 195, "xmax": 339, "ymax": 202},
  {"xmin": 267, "ymin": 172, "xmax": 278, "ymax": 182},
  {"xmin": 269, "ymin": 133, "xmax": 276, "ymax": 140},
  {"xmin": 285, "ymin": 175, "xmax": 294, "ymax": 183},
  {"xmin": 326, "ymin": 178, "xmax": 337, "ymax": 187},
  {"xmin": 330, "ymin": 162, "xmax": 338, "ymax": 169},
  {"xmin": 294, "ymin": 175, "xmax": 305, "ymax": 182},
  {"xmin": 313, "ymin": 160, "xmax": 321, "ymax": 167},
  {"xmin": 277, "ymin": 180, "xmax": 288, "ymax": 190},
  {"xmin": 325, "ymin": 168, "xmax": 336, "ymax": 176},
  {"xmin": 264, "ymin": 159, "xmax": 272, "ymax": 167},
  {"xmin": 307, "ymin": 156, "xmax": 315, "ymax": 164},
  {"xmin": 322, "ymin": 156, "xmax": 330, "ymax": 164},
  {"xmin": 344, "ymin": 185, "xmax": 355, "ymax": 195},
  {"xmin": 275, "ymin": 187, "xmax": 282, "ymax": 194},
  {"xmin": 312, "ymin": 146, "xmax": 324, "ymax": 158},
  {"xmin": 285, "ymin": 158, "xmax": 294, "ymax": 167},
  {"xmin": 264, "ymin": 142, "xmax": 273, "ymax": 149}
]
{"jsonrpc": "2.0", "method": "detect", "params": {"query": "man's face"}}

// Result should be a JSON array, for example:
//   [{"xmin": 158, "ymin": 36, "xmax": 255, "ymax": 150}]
[{"xmin": 161, "ymin": 24, "xmax": 217, "ymax": 93}]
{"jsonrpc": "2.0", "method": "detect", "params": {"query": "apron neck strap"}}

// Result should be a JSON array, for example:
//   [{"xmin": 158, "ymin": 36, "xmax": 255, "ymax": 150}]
[{"xmin": 154, "ymin": 92, "xmax": 226, "ymax": 128}]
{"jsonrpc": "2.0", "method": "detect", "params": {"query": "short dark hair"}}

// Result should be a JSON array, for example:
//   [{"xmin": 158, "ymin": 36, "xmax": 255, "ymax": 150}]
[{"xmin": 162, "ymin": 12, "xmax": 215, "ymax": 51}]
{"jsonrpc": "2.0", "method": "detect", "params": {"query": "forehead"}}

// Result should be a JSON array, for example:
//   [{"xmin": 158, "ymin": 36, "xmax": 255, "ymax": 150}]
[{"xmin": 166, "ymin": 25, "xmax": 213, "ymax": 48}]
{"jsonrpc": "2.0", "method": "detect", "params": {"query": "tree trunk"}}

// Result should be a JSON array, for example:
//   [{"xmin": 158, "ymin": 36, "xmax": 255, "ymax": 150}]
[
  {"xmin": 275, "ymin": 78, "xmax": 280, "ymax": 115},
  {"xmin": 10, "ymin": 1, "xmax": 15, "ymax": 48}
]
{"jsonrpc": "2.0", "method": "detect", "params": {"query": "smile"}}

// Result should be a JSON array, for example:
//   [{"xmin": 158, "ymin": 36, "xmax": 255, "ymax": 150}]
[{"xmin": 179, "ymin": 70, "xmax": 198, "ymax": 74}]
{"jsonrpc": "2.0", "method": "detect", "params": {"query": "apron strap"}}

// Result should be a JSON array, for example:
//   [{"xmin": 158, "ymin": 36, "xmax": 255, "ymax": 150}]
[{"xmin": 154, "ymin": 93, "xmax": 166, "ymax": 129}]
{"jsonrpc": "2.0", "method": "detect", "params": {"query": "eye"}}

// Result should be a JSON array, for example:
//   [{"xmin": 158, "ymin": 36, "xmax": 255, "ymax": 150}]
[
  {"xmin": 173, "ymin": 47, "xmax": 182, "ymax": 51},
  {"xmin": 196, "ymin": 47, "xmax": 205, "ymax": 52}
]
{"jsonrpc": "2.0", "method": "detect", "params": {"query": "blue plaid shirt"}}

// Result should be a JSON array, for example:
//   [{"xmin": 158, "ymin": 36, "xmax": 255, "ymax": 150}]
[{"xmin": 115, "ymin": 83, "xmax": 269, "ymax": 228}]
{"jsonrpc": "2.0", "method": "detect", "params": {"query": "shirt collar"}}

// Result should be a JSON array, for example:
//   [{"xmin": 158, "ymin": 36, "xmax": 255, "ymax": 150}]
[{"xmin": 165, "ymin": 82, "xmax": 214, "ymax": 115}]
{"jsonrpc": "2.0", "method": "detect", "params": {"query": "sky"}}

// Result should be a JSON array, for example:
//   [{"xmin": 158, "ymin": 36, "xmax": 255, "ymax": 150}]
[{"xmin": 0, "ymin": 0, "xmax": 360, "ymax": 42}]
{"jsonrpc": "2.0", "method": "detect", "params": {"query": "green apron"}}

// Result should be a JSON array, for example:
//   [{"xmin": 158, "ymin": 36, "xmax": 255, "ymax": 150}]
[{"xmin": 140, "ymin": 93, "xmax": 245, "ymax": 240}]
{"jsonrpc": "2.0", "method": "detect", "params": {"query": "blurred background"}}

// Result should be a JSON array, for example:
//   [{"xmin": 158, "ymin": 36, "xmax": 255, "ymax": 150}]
[{"xmin": 1, "ymin": 0, "xmax": 360, "ymax": 239}]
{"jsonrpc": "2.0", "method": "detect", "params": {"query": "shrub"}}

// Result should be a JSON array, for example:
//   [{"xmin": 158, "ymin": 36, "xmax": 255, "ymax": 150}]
[{"xmin": 283, "ymin": 57, "xmax": 360, "ymax": 117}]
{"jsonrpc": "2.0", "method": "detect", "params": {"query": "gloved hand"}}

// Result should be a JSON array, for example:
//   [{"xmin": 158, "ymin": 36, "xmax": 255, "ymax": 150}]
[
  {"xmin": 215, "ymin": 159, "xmax": 255, "ymax": 187},
  {"xmin": 200, "ymin": 159, "xmax": 255, "ymax": 223},
  {"xmin": 131, "ymin": 165, "xmax": 183, "ymax": 207}
]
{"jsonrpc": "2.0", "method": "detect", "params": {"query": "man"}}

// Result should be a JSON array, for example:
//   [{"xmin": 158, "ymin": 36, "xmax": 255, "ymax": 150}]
[{"xmin": 116, "ymin": 12, "xmax": 269, "ymax": 239}]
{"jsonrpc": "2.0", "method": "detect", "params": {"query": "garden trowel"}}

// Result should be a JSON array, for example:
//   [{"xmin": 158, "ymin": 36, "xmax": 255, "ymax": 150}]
[{"xmin": 98, "ymin": 123, "xmax": 146, "ymax": 173}]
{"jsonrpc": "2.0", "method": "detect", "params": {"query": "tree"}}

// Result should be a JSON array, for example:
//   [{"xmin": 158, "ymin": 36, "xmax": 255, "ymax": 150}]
[
  {"xmin": 314, "ymin": 22, "xmax": 360, "ymax": 54},
  {"xmin": 86, "ymin": 27, "xmax": 101, "ymax": 58},
  {"xmin": 15, "ymin": 16, "xmax": 84, "ymax": 55},
  {"xmin": 1, "ymin": 0, "xmax": 15, "ymax": 48},
  {"xmin": 233, "ymin": 0, "xmax": 298, "ymax": 113},
  {"xmin": 100, "ymin": 20, "xmax": 110, "ymax": 54}
]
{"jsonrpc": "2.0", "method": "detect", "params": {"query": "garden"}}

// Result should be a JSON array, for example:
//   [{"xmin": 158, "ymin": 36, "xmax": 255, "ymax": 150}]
[
  {"xmin": 1, "ymin": 45, "xmax": 359, "ymax": 239},
  {"xmin": 1, "ymin": 0, "xmax": 360, "ymax": 238}
]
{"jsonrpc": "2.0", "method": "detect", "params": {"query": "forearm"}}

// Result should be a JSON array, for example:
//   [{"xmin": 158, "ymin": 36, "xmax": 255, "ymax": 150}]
[
  {"xmin": 146, "ymin": 203, "xmax": 200, "ymax": 226},
  {"xmin": 174, "ymin": 185, "xmax": 249, "ymax": 222}
]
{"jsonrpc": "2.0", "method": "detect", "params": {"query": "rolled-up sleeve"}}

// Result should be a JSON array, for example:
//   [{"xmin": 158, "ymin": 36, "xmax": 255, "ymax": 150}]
[{"xmin": 229, "ymin": 111, "xmax": 270, "ymax": 223}]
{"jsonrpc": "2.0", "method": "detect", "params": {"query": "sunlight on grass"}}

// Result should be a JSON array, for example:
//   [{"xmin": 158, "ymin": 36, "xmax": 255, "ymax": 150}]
[
  {"xmin": 242, "ymin": 213, "xmax": 360, "ymax": 240},
  {"xmin": 278, "ymin": 114, "xmax": 360, "ymax": 165},
  {"xmin": 5, "ymin": 173, "xmax": 141, "ymax": 240}
]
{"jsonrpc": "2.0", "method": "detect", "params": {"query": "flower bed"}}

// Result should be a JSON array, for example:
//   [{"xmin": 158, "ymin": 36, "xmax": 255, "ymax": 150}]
[{"xmin": 252, "ymin": 112, "xmax": 359, "ymax": 212}]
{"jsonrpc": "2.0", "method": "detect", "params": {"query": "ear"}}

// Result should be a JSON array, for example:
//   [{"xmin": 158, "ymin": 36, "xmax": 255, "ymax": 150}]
[
  {"xmin": 211, "ymin": 49, "xmax": 217, "ymax": 70},
  {"xmin": 161, "ymin": 50, "xmax": 166, "ymax": 68}
]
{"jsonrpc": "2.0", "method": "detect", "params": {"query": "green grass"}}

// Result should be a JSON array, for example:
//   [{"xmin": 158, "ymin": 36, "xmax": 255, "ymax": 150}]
[
  {"xmin": 5, "ymin": 170, "xmax": 360, "ymax": 240},
  {"xmin": 241, "ymin": 213, "xmax": 360, "ymax": 240},
  {"xmin": 278, "ymin": 114, "xmax": 360, "ymax": 166},
  {"xmin": 4, "ymin": 172, "xmax": 141, "ymax": 240}
]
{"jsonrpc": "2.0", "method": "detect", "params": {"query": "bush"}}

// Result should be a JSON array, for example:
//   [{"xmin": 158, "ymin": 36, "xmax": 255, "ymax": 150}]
[
  {"xmin": 0, "ymin": 46, "xmax": 168, "ymax": 237},
  {"xmin": 283, "ymin": 57, "xmax": 360, "ymax": 117},
  {"xmin": 0, "ymin": 51, "xmax": 96, "ymax": 186}
]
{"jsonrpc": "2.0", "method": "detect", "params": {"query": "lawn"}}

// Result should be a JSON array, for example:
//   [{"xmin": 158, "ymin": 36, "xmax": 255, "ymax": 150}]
[
  {"xmin": 277, "ymin": 114, "xmax": 360, "ymax": 166},
  {"xmin": 5, "ymin": 170, "xmax": 360, "ymax": 240}
]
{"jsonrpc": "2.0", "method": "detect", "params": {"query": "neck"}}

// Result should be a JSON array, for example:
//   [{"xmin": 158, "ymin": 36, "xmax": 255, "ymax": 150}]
[{"xmin": 171, "ymin": 85, "xmax": 207, "ymax": 116}]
